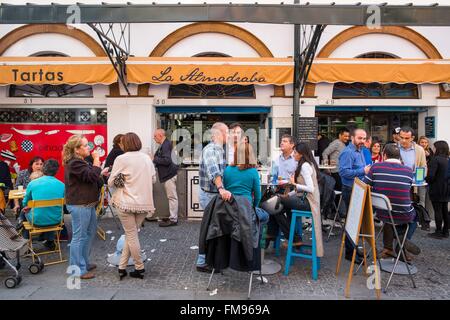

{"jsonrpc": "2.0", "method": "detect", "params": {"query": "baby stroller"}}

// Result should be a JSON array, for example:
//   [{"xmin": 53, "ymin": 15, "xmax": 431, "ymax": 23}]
[{"xmin": 0, "ymin": 213, "xmax": 44, "ymax": 288}]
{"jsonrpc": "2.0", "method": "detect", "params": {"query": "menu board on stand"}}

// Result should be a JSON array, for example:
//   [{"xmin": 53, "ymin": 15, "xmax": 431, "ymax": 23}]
[{"xmin": 297, "ymin": 117, "xmax": 319, "ymax": 151}]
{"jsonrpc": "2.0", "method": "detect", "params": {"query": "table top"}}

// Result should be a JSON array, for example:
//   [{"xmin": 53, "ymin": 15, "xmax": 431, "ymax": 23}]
[
  {"xmin": 318, "ymin": 165, "xmax": 337, "ymax": 170},
  {"xmin": 9, "ymin": 189, "xmax": 26, "ymax": 199}
]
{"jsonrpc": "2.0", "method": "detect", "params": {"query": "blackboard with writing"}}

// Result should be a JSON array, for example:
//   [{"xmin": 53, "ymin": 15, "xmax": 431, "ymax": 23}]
[
  {"xmin": 297, "ymin": 117, "xmax": 318, "ymax": 151},
  {"xmin": 425, "ymin": 116, "xmax": 435, "ymax": 139}
]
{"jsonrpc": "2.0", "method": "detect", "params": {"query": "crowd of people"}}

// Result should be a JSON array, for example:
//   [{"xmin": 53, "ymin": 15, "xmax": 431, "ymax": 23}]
[{"xmin": 0, "ymin": 122, "xmax": 448, "ymax": 281}]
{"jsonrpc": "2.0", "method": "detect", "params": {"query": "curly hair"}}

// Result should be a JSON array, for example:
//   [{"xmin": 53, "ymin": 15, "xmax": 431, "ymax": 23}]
[{"xmin": 62, "ymin": 135, "xmax": 85, "ymax": 164}]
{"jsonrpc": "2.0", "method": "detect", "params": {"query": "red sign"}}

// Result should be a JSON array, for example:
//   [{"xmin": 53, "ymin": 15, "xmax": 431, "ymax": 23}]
[{"xmin": 0, "ymin": 123, "xmax": 107, "ymax": 182}]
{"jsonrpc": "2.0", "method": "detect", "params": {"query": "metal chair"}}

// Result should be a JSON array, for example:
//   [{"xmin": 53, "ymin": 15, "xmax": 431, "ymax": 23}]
[
  {"xmin": 96, "ymin": 185, "xmax": 121, "ymax": 241},
  {"xmin": 370, "ymin": 192, "xmax": 416, "ymax": 293},
  {"xmin": 23, "ymin": 198, "xmax": 67, "ymax": 266},
  {"xmin": 326, "ymin": 190, "xmax": 344, "ymax": 242}
]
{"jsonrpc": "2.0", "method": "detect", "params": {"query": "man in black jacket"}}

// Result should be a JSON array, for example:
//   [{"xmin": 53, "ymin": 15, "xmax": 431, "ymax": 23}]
[{"xmin": 152, "ymin": 129, "xmax": 179, "ymax": 227}]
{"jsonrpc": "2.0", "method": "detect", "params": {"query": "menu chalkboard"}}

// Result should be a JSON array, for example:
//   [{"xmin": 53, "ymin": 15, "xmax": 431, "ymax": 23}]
[
  {"xmin": 297, "ymin": 117, "xmax": 318, "ymax": 151},
  {"xmin": 425, "ymin": 116, "xmax": 435, "ymax": 139}
]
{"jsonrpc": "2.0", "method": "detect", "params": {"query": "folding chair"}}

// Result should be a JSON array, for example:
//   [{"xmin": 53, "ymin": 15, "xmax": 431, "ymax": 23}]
[
  {"xmin": 96, "ymin": 185, "xmax": 107, "ymax": 240},
  {"xmin": 370, "ymin": 192, "xmax": 416, "ymax": 293},
  {"xmin": 96, "ymin": 185, "xmax": 121, "ymax": 241},
  {"xmin": 326, "ymin": 190, "xmax": 344, "ymax": 242},
  {"xmin": 23, "ymin": 198, "xmax": 67, "ymax": 266}
]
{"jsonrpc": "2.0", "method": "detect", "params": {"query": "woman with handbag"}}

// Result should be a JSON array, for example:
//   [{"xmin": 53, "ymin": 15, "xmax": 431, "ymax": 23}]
[
  {"xmin": 63, "ymin": 135, "xmax": 105, "ymax": 280},
  {"xmin": 108, "ymin": 132, "xmax": 156, "ymax": 280},
  {"xmin": 265, "ymin": 143, "xmax": 324, "ymax": 256}
]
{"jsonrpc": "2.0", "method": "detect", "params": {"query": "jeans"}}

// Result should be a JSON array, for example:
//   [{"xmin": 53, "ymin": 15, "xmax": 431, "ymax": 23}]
[
  {"xmin": 67, "ymin": 205, "xmax": 97, "ymax": 275},
  {"xmin": 197, "ymin": 189, "xmax": 218, "ymax": 266}
]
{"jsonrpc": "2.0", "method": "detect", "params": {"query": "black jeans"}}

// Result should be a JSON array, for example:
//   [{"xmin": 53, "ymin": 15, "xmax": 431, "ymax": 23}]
[
  {"xmin": 267, "ymin": 193, "xmax": 311, "ymax": 242},
  {"xmin": 432, "ymin": 201, "xmax": 449, "ymax": 233},
  {"xmin": 342, "ymin": 185, "xmax": 359, "ymax": 256}
]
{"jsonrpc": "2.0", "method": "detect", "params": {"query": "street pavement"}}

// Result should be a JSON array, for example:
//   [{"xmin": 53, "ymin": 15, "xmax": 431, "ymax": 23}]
[{"xmin": 0, "ymin": 214, "xmax": 449, "ymax": 300}]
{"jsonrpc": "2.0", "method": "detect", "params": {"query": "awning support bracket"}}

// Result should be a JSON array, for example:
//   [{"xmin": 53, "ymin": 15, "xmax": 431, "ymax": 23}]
[
  {"xmin": 88, "ymin": 23, "xmax": 131, "ymax": 96},
  {"xmin": 293, "ymin": 24, "xmax": 326, "ymax": 138}
]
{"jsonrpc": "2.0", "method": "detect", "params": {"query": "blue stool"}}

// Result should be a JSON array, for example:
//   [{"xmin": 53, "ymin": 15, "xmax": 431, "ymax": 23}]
[
  {"xmin": 273, "ymin": 219, "xmax": 302, "ymax": 257},
  {"xmin": 284, "ymin": 210, "xmax": 320, "ymax": 280}
]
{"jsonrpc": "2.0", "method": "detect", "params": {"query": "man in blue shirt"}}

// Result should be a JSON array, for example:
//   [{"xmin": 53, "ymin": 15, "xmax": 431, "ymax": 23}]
[
  {"xmin": 339, "ymin": 128, "xmax": 371, "ymax": 263},
  {"xmin": 271, "ymin": 134, "xmax": 297, "ymax": 183}
]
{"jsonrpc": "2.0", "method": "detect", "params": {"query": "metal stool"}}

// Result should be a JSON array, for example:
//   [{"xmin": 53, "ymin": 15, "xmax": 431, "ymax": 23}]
[{"xmin": 326, "ymin": 190, "xmax": 344, "ymax": 242}]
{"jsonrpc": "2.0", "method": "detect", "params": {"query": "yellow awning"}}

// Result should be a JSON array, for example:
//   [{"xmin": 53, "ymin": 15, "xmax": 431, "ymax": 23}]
[
  {"xmin": 308, "ymin": 58, "xmax": 450, "ymax": 84},
  {"xmin": 0, "ymin": 57, "xmax": 117, "ymax": 85},
  {"xmin": 1, "ymin": 56, "xmax": 449, "ymax": 86},
  {"xmin": 126, "ymin": 57, "xmax": 294, "ymax": 86}
]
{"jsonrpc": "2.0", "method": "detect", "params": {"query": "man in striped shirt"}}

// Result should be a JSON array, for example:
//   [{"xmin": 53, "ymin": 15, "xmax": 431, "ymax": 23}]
[{"xmin": 363, "ymin": 144, "xmax": 419, "ymax": 260}]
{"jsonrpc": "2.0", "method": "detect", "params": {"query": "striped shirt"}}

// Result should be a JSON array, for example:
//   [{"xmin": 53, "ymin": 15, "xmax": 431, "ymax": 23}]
[{"xmin": 363, "ymin": 159, "xmax": 416, "ymax": 224}]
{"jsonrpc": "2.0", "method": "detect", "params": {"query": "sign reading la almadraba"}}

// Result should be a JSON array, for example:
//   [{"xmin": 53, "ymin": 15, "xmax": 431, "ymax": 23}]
[{"xmin": 152, "ymin": 67, "xmax": 267, "ymax": 84}]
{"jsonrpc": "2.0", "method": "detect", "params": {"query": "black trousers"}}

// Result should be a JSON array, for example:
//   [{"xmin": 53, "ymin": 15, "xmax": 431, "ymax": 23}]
[
  {"xmin": 267, "ymin": 193, "xmax": 311, "ymax": 242},
  {"xmin": 342, "ymin": 185, "xmax": 359, "ymax": 256},
  {"xmin": 432, "ymin": 201, "xmax": 449, "ymax": 233}
]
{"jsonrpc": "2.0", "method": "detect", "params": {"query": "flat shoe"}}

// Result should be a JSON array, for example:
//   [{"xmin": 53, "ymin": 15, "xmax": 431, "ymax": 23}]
[{"xmin": 80, "ymin": 272, "xmax": 95, "ymax": 280}]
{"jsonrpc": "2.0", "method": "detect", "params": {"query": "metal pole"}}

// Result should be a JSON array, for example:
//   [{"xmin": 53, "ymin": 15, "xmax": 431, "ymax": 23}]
[{"xmin": 293, "ymin": 0, "xmax": 300, "ymax": 140}]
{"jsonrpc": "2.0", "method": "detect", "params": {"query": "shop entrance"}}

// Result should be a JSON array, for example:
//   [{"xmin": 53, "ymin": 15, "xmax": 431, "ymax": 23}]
[
  {"xmin": 316, "ymin": 110, "xmax": 421, "ymax": 144},
  {"xmin": 156, "ymin": 106, "xmax": 270, "ymax": 165}
]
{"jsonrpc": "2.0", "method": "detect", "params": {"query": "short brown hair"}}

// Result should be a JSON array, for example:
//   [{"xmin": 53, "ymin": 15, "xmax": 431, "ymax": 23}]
[
  {"xmin": 122, "ymin": 132, "xmax": 142, "ymax": 152},
  {"xmin": 232, "ymin": 141, "xmax": 257, "ymax": 170},
  {"xmin": 281, "ymin": 134, "xmax": 294, "ymax": 144},
  {"xmin": 113, "ymin": 134, "xmax": 124, "ymax": 148}
]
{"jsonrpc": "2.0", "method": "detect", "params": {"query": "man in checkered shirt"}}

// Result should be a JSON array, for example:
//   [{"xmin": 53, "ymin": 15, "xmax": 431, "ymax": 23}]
[{"xmin": 196, "ymin": 122, "xmax": 232, "ymax": 272}]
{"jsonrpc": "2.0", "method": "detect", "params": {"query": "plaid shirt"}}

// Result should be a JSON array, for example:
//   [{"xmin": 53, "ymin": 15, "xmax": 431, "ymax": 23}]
[{"xmin": 199, "ymin": 142, "xmax": 226, "ymax": 192}]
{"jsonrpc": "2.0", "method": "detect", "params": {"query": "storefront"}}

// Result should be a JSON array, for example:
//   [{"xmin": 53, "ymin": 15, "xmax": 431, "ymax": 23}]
[{"xmin": 1, "ymin": 22, "xmax": 449, "ymax": 219}]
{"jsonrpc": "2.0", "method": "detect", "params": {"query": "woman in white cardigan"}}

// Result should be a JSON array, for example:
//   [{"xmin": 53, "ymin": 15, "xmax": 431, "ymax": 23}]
[{"xmin": 108, "ymin": 132, "xmax": 156, "ymax": 280}]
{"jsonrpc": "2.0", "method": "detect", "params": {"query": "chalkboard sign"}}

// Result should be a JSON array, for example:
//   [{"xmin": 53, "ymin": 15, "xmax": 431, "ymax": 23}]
[
  {"xmin": 425, "ymin": 116, "xmax": 435, "ymax": 139},
  {"xmin": 297, "ymin": 117, "xmax": 318, "ymax": 151},
  {"xmin": 345, "ymin": 178, "xmax": 368, "ymax": 246}
]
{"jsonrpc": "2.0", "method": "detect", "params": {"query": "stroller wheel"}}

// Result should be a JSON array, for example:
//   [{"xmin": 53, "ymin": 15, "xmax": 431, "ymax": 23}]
[
  {"xmin": 5, "ymin": 277, "xmax": 18, "ymax": 289},
  {"xmin": 29, "ymin": 263, "xmax": 41, "ymax": 274}
]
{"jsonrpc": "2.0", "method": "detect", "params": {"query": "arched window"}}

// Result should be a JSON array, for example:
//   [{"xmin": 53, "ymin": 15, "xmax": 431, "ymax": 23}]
[
  {"xmin": 168, "ymin": 52, "xmax": 255, "ymax": 99},
  {"xmin": 332, "ymin": 52, "xmax": 419, "ymax": 99},
  {"xmin": 9, "ymin": 52, "xmax": 93, "ymax": 98}
]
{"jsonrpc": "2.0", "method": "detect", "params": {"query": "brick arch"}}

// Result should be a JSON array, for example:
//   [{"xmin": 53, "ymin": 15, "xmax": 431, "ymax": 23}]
[
  {"xmin": 0, "ymin": 24, "xmax": 120, "ymax": 96},
  {"xmin": 137, "ymin": 22, "xmax": 285, "ymax": 97},
  {"xmin": 304, "ymin": 26, "xmax": 447, "ymax": 98}
]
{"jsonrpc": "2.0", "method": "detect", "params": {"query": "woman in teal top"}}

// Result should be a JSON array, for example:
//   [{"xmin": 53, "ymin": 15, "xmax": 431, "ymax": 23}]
[{"xmin": 223, "ymin": 142, "xmax": 261, "ymax": 207}]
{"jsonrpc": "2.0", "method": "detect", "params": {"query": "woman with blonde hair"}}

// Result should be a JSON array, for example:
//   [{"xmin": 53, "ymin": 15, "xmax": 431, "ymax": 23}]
[
  {"xmin": 63, "ymin": 135, "xmax": 105, "ymax": 280},
  {"xmin": 108, "ymin": 132, "xmax": 156, "ymax": 280},
  {"xmin": 419, "ymin": 136, "xmax": 434, "ymax": 164}
]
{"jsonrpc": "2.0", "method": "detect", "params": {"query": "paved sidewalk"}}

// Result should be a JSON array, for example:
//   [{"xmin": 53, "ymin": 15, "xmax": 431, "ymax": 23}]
[{"xmin": 0, "ymin": 216, "xmax": 449, "ymax": 300}]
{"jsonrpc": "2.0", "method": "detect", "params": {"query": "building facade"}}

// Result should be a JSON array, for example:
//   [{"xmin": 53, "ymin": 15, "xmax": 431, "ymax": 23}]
[{"xmin": 0, "ymin": 21, "xmax": 449, "ymax": 216}]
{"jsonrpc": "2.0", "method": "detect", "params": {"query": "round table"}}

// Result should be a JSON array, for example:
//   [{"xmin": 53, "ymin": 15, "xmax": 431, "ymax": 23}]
[
  {"xmin": 260, "ymin": 250, "xmax": 282, "ymax": 275},
  {"xmin": 379, "ymin": 258, "xmax": 418, "ymax": 275}
]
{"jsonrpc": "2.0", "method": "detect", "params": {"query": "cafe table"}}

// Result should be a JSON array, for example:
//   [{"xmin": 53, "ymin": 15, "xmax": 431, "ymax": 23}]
[{"xmin": 8, "ymin": 189, "xmax": 26, "ymax": 219}]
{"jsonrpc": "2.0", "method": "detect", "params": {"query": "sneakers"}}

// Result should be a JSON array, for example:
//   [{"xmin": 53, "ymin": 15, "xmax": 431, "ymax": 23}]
[{"xmin": 159, "ymin": 220, "xmax": 177, "ymax": 227}]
